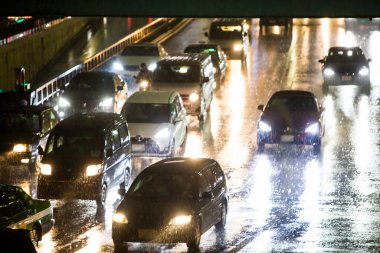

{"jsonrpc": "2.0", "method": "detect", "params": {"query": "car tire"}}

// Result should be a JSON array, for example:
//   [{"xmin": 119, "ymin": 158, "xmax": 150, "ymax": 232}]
[
  {"xmin": 187, "ymin": 220, "xmax": 201, "ymax": 251},
  {"xmin": 215, "ymin": 202, "xmax": 227, "ymax": 231},
  {"xmin": 96, "ymin": 184, "xmax": 107, "ymax": 207}
]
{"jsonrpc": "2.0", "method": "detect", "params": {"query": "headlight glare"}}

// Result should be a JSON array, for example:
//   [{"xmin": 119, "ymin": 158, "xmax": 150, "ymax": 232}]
[
  {"xmin": 86, "ymin": 164, "xmax": 101, "ymax": 176},
  {"xmin": 359, "ymin": 67, "xmax": 369, "ymax": 76},
  {"xmin": 169, "ymin": 215, "xmax": 192, "ymax": 226},
  {"xmin": 59, "ymin": 98, "xmax": 70, "ymax": 107},
  {"xmin": 148, "ymin": 63, "xmax": 157, "ymax": 71},
  {"xmin": 189, "ymin": 92, "xmax": 199, "ymax": 102},
  {"xmin": 13, "ymin": 144, "xmax": 29, "ymax": 153},
  {"xmin": 258, "ymin": 121, "xmax": 271, "ymax": 132},
  {"xmin": 99, "ymin": 97, "xmax": 113, "ymax": 107},
  {"xmin": 113, "ymin": 213, "xmax": 128, "ymax": 223},
  {"xmin": 233, "ymin": 43, "xmax": 243, "ymax": 51},
  {"xmin": 305, "ymin": 123, "xmax": 319, "ymax": 134},
  {"xmin": 323, "ymin": 68, "xmax": 334, "ymax": 76},
  {"xmin": 41, "ymin": 164, "xmax": 52, "ymax": 175},
  {"xmin": 113, "ymin": 62, "xmax": 123, "ymax": 71},
  {"xmin": 139, "ymin": 80, "xmax": 149, "ymax": 89}
]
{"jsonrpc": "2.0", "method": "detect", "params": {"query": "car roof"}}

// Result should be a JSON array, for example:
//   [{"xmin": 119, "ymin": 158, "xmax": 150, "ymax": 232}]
[
  {"xmin": 211, "ymin": 18, "xmax": 245, "ymax": 26},
  {"xmin": 142, "ymin": 157, "xmax": 218, "ymax": 175},
  {"xmin": 0, "ymin": 105, "xmax": 52, "ymax": 114},
  {"xmin": 159, "ymin": 53, "xmax": 211, "ymax": 64},
  {"xmin": 185, "ymin": 43, "xmax": 220, "ymax": 50},
  {"xmin": 55, "ymin": 112, "xmax": 125, "ymax": 132},
  {"xmin": 127, "ymin": 91, "xmax": 178, "ymax": 104},
  {"xmin": 271, "ymin": 90, "xmax": 316, "ymax": 98}
]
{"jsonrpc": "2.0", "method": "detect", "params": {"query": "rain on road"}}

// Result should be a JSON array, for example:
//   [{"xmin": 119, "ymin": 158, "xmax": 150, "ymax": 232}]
[{"xmin": 2, "ymin": 18, "xmax": 380, "ymax": 253}]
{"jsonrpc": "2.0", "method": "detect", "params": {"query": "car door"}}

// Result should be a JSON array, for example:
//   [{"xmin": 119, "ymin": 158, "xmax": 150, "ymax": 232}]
[
  {"xmin": 172, "ymin": 96, "xmax": 187, "ymax": 146},
  {"xmin": 117, "ymin": 122, "xmax": 132, "ymax": 184},
  {"xmin": 108, "ymin": 128, "xmax": 125, "ymax": 188},
  {"xmin": 113, "ymin": 74, "xmax": 128, "ymax": 114},
  {"xmin": 6, "ymin": 193, "xmax": 32, "ymax": 230},
  {"xmin": 197, "ymin": 170, "xmax": 215, "ymax": 232},
  {"xmin": 210, "ymin": 162, "xmax": 227, "ymax": 225},
  {"xmin": 40, "ymin": 109, "xmax": 60, "ymax": 150},
  {"xmin": 201, "ymin": 63, "xmax": 214, "ymax": 109}
]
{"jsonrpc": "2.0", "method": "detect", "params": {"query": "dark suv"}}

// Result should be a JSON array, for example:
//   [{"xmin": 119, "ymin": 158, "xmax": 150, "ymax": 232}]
[
  {"xmin": 37, "ymin": 112, "xmax": 132, "ymax": 207},
  {"xmin": 0, "ymin": 105, "xmax": 60, "ymax": 173},
  {"xmin": 112, "ymin": 157, "xmax": 229, "ymax": 252}
]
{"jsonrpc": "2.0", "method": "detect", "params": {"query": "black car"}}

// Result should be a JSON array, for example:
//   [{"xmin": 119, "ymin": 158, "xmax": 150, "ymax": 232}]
[
  {"xmin": 37, "ymin": 112, "xmax": 132, "ymax": 207},
  {"xmin": 57, "ymin": 71, "xmax": 128, "ymax": 119},
  {"xmin": 257, "ymin": 90, "xmax": 325, "ymax": 154},
  {"xmin": 0, "ymin": 105, "xmax": 60, "ymax": 173},
  {"xmin": 112, "ymin": 157, "xmax": 229, "ymax": 252},
  {"xmin": 184, "ymin": 43, "xmax": 228, "ymax": 86},
  {"xmin": 318, "ymin": 46, "xmax": 371, "ymax": 92}
]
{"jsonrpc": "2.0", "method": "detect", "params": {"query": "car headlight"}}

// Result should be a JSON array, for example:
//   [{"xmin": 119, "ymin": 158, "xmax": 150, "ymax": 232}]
[
  {"xmin": 139, "ymin": 80, "xmax": 149, "ymax": 89},
  {"xmin": 113, "ymin": 212, "xmax": 128, "ymax": 224},
  {"xmin": 189, "ymin": 92, "xmax": 199, "ymax": 102},
  {"xmin": 40, "ymin": 163, "xmax": 52, "ymax": 175},
  {"xmin": 58, "ymin": 97, "xmax": 70, "ymax": 107},
  {"xmin": 323, "ymin": 68, "xmax": 334, "ymax": 76},
  {"xmin": 359, "ymin": 67, "xmax": 369, "ymax": 76},
  {"xmin": 99, "ymin": 97, "xmax": 113, "ymax": 107},
  {"xmin": 233, "ymin": 43, "xmax": 243, "ymax": 51},
  {"xmin": 154, "ymin": 128, "xmax": 170, "ymax": 140},
  {"xmin": 113, "ymin": 62, "xmax": 124, "ymax": 71},
  {"xmin": 305, "ymin": 123, "xmax": 319, "ymax": 134},
  {"xmin": 13, "ymin": 144, "xmax": 31, "ymax": 153},
  {"xmin": 148, "ymin": 63, "xmax": 157, "ymax": 71},
  {"xmin": 86, "ymin": 164, "xmax": 101, "ymax": 176},
  {"xmin": 169, "ymin": 215, "xmax": 192, "ymax": 226},
  {"xmin": 258, "ymin": 121, "xmax": 271, "ymax": 132}
]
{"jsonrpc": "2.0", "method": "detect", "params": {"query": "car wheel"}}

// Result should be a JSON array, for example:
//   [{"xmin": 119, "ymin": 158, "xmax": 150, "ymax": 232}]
[
  {"xmin": 30, "ymin": 224, "xmax": 40, "ymax": 247},
  {"xmin": 96, "ymin": 184, "xmax": 107, "ymax": 207},
  {"xmin": 187, "ymin": 220, "xmax": 201, "ymax": 251},
  {"xmin": 215, "ymin": 202, "xmax": 227, "ymax": 231},
  {"xmin": 114, "ymin": 242, "xmax": 128, "ymax": 253}
]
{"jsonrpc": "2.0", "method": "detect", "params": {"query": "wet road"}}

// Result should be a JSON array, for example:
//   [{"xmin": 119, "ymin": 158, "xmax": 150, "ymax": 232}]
[{"xmin": 3, "ymin": 18, "xmax": 380, "ymax": 252}]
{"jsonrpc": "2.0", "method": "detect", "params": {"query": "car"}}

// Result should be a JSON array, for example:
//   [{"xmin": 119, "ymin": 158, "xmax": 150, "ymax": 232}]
[
  {"xmin": 112, "ymin": 157, "xmax": 229, "ymax": 252},
  {"xmin": 318, "ymin": 46, "xmax": 371, "ymax": 93},
  {"xmin": 0, "ymin": 105, "xmax": 60, "ymax": 173},
  {"xmin": 259, "ymin": 17, "xmax": 293, "ymax": 28},
  {"xmin": 184, "ymin": 43, "xmax": 228, "ymax": 86},
  {"xmin": 36, "ymin": 112, "xmax": 132, "ymax": 207},
  {"xmin": 111, "ymin": 42, "xmax": 169, "ymax": 77},
  {"xmin": 56, "ymin": 70, "xmax": 128, "ymax": 119},
  {"xmin": 151, "ymin": 53, "xmax": 215, "ymax": 122},
  {"xmin": 0, "ymin": 184, "xmax": 54, "ymax": 246},
  {"xmin": 256, "ymin": 90, "xmax": 325, "ymax": 154},
  {"xmin": 0, "ymin": 228, "xmax": 37, "ymax": 253},
  {"xmin": 121, "ymin": 90, "xmax": 187, "ymax": 157},
  {"xmin": 204, "ymin": 18, "xmax": 249, "ymax": 62}
]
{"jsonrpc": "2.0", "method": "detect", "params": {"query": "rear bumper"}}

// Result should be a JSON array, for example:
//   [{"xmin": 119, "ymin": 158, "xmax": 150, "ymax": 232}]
[{"xmin": 131, "ymin": 137, "xmax": 171, "ymax": 157}]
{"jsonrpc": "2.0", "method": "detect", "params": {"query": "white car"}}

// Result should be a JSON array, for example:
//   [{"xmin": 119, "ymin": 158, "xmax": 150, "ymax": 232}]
[
  {"xmin": 111, "ymin": 42, "xmax": 168, "ymax": 77},
  {"xmin": 121, "ymin": 90, "xmax": 187, "ymax": 157}
]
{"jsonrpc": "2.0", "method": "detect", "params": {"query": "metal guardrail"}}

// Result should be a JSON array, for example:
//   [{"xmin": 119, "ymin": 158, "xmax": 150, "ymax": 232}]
[{"xmin": 30, "ymin": 17, "xmax": 179, "ymax": 106}]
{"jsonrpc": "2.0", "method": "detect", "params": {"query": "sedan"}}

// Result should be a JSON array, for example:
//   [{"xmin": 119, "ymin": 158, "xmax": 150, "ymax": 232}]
[
  {"xmin": 318, "ymin": 46, "xmax": 371, "ymax": 93},
  {"xmin": 256, "ymin": 90, "xmax": 325, "ymax": 154},
  {"xmin": 112, "ymin": 157, "xmax": 228, "ymax": 252}
]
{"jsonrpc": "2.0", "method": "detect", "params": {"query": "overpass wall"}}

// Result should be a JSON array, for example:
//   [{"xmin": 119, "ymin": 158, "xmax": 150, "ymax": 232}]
[{"xmin": 0, "ymin": 17, "xmax": 93, "ymax": 90}]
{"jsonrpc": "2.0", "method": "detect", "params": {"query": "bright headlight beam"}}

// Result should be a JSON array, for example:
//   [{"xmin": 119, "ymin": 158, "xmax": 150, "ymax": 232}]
[
  {"xmin": 13, "ymin": 144, "xmax": 28, "ymax": 152},
  {"xmin": 359, "ymin": 67, "xmax": 369, "ymax": 76},
  {"xmin": 41, "ymin": 164, "xmax": 52, "ymax": 175},
  {"xmin": 189, "ymin": 92, "xmax": 199, "ymax": 102},
  {"xmin": 323, "ymin": 68, "xmax": 334, "ymax": 76},
  {"xmin": 86, "ymin": 164, "xmax": 101, "ymax": 176},
  {"xmin": 154, "ymin": 128, "xmax": 170, "ymax": 139},
  {"xmin": 113, "ymin": 213, "xmax": 128, "ymax": 223},
  {"xmin": 113, "ymin": 62, "xmax": 123, "ymax": 71},
  {"xmin": 233, "ymin": 44, "xmax": 243, "ymax": 51},
  {"xmin": 305, "ymin": 123, "xmax": 319, "ymax": 134},
  {"xmin": 99, "ymin": 97, "xmax": 113, "ymax": 107},
  {"xmin": 258, "ymin": 121, "xmax": 271, "ymax": 132},
  {"xmin": 59, "ymin": 97, "xmax": 70, "ymax": 107},
  {"xmin": 169, "ymin": 215, "xmax": 192, "ymax": 225}
]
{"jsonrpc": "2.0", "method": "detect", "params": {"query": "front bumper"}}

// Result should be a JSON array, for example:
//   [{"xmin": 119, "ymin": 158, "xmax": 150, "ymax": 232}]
[
  {"xmin": 112, "ymin": 222, "xmax": 194, "ymax": 244},
  {"xmin": 323, "ymin": 73, "xmax": 370, "ymax": 86},
  {"xmin": 131, "ymin": 137, "xmax": 171, "ymax": 157},
  {"xmin": 258, "ymin": 130, "xmax": 321, "ymax": 146},
  {"xmin": 37, "ymin": 176, "xmax": 101, "ymax": 200}
]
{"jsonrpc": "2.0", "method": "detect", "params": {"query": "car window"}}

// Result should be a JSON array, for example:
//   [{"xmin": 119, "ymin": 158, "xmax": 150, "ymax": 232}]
[
  {"xmin": 118, "ymin": 123, "xmax": 130, "ymax": 145},
  {"xmin": 209, "ymin": 23, "xmax": 243, "ymax": 40},
  {"xmin": 123, "ymin": 103, "xmax": 171, "ymax": 123},
  {"xmin": 211, "ymin": 163, "xmax": 224, "ymax": 186},
  {"xmin": 7, "ymin": 194, "xmax": 27, "ymax": 215},
  {"xmin": 199, "ymin": 173, "xmax": 212, "ymax": 195},
  {"xmin": 42, "ymin": 110, "xmax": 59, "ymax": 134},
  {"xmin": 153, "ymin": 64, "xmax": 200, "ymax": 83},
  {"xmin": 111, "ymin": 129, "xmax": 121, "ymax": 150},
  {"xmin": 266, "ymin": 96, "xmax": 318, "ymax": 112}
]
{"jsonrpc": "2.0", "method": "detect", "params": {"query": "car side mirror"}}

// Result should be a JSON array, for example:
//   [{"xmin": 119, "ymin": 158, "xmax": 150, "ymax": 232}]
[
  {"xmin": 204, "ymin": 32, "xmax": 208, "ymax": 37},
  {"xmin": 203, "ymin": 76, "xmax": 209, "ymax": 83},
  {"xmin": 38, "ymin": 145, "xmax": 44, "ymax": 156},
  {"xmin": 201, "ymin": 191, "xmax": 213, "ymax": 199},
  {"xmin": 257, "ymin": 105, "xmax": 264, "ymax": 111},
  {"xmin": 106, "ymin": 148, "xmax": 113, "ymax": 158},
  {"xmin": 318, "ymin": 59, "xmax": 324, "ymax": 63}
]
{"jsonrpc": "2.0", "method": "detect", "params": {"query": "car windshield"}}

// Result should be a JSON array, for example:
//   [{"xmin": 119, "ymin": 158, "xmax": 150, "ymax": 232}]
[
  {"xmin": 127, "ymin": 172, "xmax": 197, "ymax": 199},
  {"xmin": 266, "ymin": 96, "xmax": 318, "ymax": 112},
  {"xmin": 327, "ymin": 49, "xmax": 367, "ymax": 62},
  {"xmin": 209, "ymin": 24, "xmax": 243, "ymax": 39},
  {"xmin": 68, "ymin": 73, "xmax": 114, "ymax": 92},
  {"xmin": 121, "ymin": 45, "xmax": 159, "ymax": 56},
  {"xmin": 45, "ymin": 130, "xmax": 104, "ymax": 158},
  {"xmin": 153, "ymin": 64, "xmax": 200, "ymax": 83},
  {"xmin": 123, "ymin": 103, "xmax": 170, "ymax": 123},
  {"xmin": 185, "ymin": 48, "xmax": 219, "ymax": 63},
  {"xmin": 0, "ymin": 112, "xmax": 40, "ymax": 134}
]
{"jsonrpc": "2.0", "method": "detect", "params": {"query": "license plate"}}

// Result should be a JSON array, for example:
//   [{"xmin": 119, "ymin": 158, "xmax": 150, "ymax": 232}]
[
  {"xmin": 280, "ymin": 135, "xmax": 294, "ymax": 143},
  {"xmin": 342, "ymin": 75, "xmax": 352, "ymax": 81},
  {"xmin": 138, "ymin": 229, "xmax": 157, "ymax": 239},
  {"xmin": 132, "ymin": 144, "xmax": 145, "ymax": 152}
]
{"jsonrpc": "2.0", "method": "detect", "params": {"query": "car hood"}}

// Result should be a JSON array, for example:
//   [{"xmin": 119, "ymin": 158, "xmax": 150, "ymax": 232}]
[
  {"xmin": 61, "ymin": 91, "xmax": 114, "ymax": 109},
  {"xmin": 325, "ymin": 62, "xmax": 368, "ymax": 73},
  {"xmin": 117, "ymin": 196, "xmax": 197, "ymax": 227},
  {"xmin": 128, "ymin": 123, "xmax": 173, "ymax": 139},
  {"xmin": 260, "ymin": 110, "xmax": 320, "ymax": 131},
  {"xmin": 115, "ymin": 56, "xmax": 160, "ymax": 65},
  {"xmin": 151, "ymin": 82, "xmax": 200, "ymax": 95}
]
